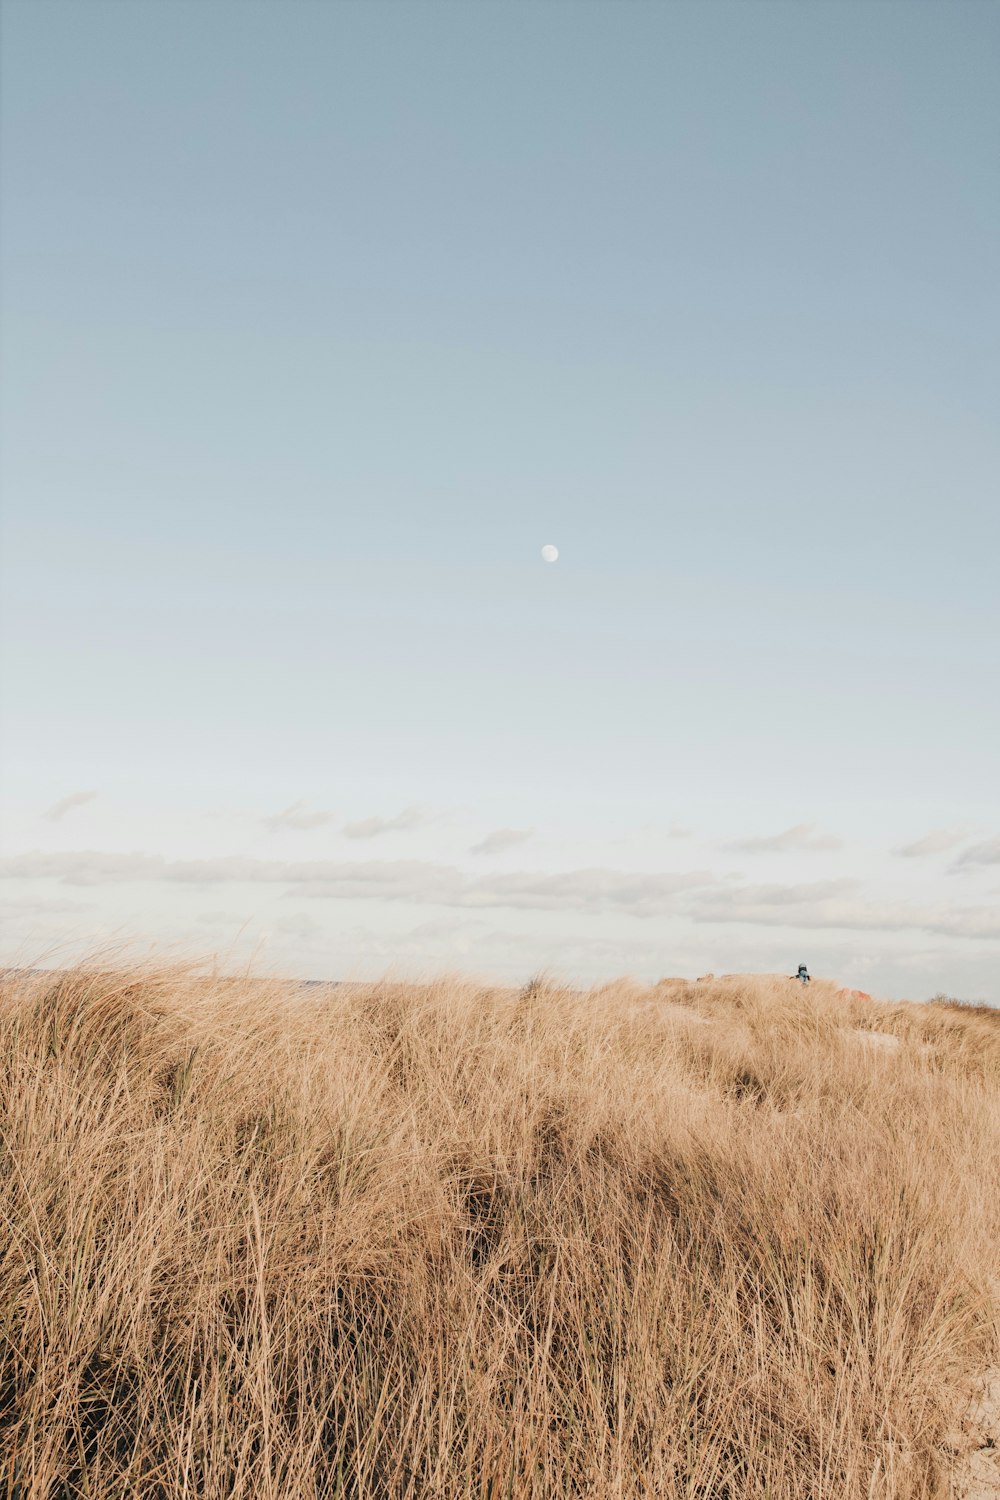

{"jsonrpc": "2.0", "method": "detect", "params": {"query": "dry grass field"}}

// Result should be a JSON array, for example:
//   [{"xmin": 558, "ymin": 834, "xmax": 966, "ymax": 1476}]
[{"xmin": 1, "ymin": 960, "xmax": 998, "ymax": 1499}]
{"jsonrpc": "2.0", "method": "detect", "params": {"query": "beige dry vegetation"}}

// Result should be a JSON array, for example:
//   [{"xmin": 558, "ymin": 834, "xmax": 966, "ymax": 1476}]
[{"xmin": 1, "ymin": 960, "xmax": 998, "ymax": 1499}]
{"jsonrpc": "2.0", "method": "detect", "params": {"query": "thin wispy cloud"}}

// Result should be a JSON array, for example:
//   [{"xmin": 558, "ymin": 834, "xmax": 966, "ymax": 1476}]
[
  {"xmin": 469, "ymin": 828, "xmax": 533, "ymax": 856},
  {"xmin": 457, "ymin": 869, "xmax": 712, "ymax": 916},
  {"xmin": 343, "ymin": 808, "xmax": 423, "ymax": 840},
  {"xmin": 42, "ymin": 791, "xmax": 97, "ymax": 823},
  {"xmin": 894, "ymin": 828, "xmax": 970, "ymax": 858},
  {"xmin": 694, "ymin": 879, "xmax": 861, "ymax": 911},
  {"xmin": 951, "ymin": 837, "xmax": 1000, "ymax": 870},
  {"xmin": 262, "ymin": 801, "xmax": 336, "ymax": 831},
  {"xmin": 722, "ymin": 824, "xmax": 842, "ymax": 854}
]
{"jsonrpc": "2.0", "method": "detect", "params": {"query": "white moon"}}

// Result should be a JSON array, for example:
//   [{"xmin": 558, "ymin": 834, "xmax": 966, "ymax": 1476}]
[{"xmin": 541, "ymin": 544, "xmax": 559, "ymax": 563}]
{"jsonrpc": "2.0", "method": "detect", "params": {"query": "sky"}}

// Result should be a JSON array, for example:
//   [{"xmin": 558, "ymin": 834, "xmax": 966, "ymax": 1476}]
[{"xmin": 1, "ymin": 0, "xmax": 998, "ymax": 999}]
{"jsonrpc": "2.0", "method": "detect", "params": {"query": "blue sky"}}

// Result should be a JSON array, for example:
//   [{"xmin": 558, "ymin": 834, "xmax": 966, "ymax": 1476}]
[{"xmin": 1, "ymin": 0, "xmax": 998, "ymax": 997}]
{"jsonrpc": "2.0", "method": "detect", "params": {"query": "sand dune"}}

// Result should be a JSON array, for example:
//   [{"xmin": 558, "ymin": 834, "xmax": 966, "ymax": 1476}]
[{"xmin": 1, "ymin": 959, "xmax": 998, "ymax": 1497}]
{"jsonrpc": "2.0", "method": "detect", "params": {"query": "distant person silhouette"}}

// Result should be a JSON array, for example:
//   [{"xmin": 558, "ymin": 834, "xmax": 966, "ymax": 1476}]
[{"xmin": 795, "ymin": 965, "xmax": 810, "ymax": 985}]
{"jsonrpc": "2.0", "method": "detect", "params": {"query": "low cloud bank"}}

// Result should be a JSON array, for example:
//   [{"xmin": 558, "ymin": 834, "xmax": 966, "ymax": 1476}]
[
  {"xmin": 0, "ymin": 850, "xmax": 712, "ymax": 916},
  {"xmin": 2, "ymin": 850, "xmax": 999, "ymax": 942},
  {"xmin": 688, "ymin": 885, "xmax": 1000, "ymax": 941}
]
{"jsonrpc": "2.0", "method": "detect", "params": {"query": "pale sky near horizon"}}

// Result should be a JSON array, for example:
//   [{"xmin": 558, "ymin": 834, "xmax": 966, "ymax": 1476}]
[{"xmin": 1, "ymin": 0, "xmax": 998, "ymax": 999}]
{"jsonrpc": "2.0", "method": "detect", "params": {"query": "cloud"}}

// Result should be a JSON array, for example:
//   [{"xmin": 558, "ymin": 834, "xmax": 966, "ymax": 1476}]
[
  {"xmin": 895, "ymin": 828, "xmax": 970, "ymax": 858},
  {"xmin": 669, "ymin": 825, "xmax": 695, "ymax": 839},
  {"xmin": 0, "ymin": 851, "xmax": 165, "ymax": 885},
  {"xmin": 952, "ymin": 837, "xmax": 1000, "ymax": 870},
  {"xmin": 0, "ymin": 893, "xmax": 93, "ymax": 915},
  {"xmin": 687, "ymin": 881, "xmax": 1000, "ymax": 941},
  {"xmin": 694, "ymin": 879, "xmax": 861, "ymax": 911},
  {"xmin": 278, "ymin": 861, "xmax": 461, "ymax": 904},
  {"xmin": 461, "ymin": 869, "xmax": 713, "ymax": 916},
  {"xmin": 262, "ymin": 801, "xmax": 335, "ymax": 831},
  {"xmin": 7, "ymin": 850, "xmax": 998, "ymax": 943},
  {"xmin": 469, "ymin": 828, "xmax": 533, "ymax": 856},
  {"xmin": 42, "ymin": 791, "xmax": 97, "ymax": 823},
  {"xmin": 273, "ymin": 912, "xmax": 325, "ymax": 940},
  {"xmin": 343, "ymin": 808, "xmax": 423, "ymax": 840},
  {"xmin": 408, "ymin": 917, "xmax": 490, "ymax": 942},
  {"xmin": 722, "ymin": 823, "xmax": 842, "ymax": 854},
  {"xmin": 0, "ymin": 849, "xmax": 716, "ymax": 916},
  {"xmin": 285, "ymin": 865, "xmax": 718, "ymax": 917}
]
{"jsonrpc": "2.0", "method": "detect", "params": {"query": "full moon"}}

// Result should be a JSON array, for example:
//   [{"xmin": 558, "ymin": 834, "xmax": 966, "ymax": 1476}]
[{"xmin": 541, "ymin": 544, "xmax": 559, "ymax": 563}]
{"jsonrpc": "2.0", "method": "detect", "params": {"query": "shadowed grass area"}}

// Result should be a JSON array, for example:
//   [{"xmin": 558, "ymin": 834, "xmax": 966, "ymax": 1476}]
[{"xmin": 1, "ymin": 960, "xmax": 998, "ymax": 1498}]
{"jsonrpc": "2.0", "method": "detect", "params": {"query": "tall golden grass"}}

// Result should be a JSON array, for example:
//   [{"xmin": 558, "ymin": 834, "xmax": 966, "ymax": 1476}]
[{"xmin": 1, "ymin": 960, "xmax": 998, "ymax": 1498}]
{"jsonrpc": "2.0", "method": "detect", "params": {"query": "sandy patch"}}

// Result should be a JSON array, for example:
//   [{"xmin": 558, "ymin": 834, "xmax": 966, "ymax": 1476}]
[
  {"xmin": 948, "ymin": 1366, "xmax": 1000, "ymax": 1499},
  {"xmin": 849, "ymin": 1028, "xmax": 901, "ymax": 1052}
]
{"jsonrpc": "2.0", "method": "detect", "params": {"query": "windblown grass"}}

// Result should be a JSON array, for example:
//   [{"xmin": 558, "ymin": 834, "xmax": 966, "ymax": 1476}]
[{"xmin": 1, "ymin": 960, "xmax": 998, "ymax": 1498}]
